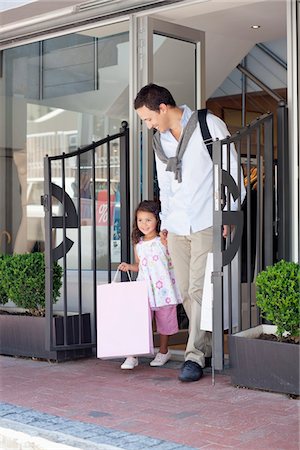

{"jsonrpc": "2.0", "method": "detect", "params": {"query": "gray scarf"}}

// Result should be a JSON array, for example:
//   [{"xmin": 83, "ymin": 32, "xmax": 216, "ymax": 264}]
[{"xmin": 152, "ymin": 111, "xmax": 198, "ymax": 183}]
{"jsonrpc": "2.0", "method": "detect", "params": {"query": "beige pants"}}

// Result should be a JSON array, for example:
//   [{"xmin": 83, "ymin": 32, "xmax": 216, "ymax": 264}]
[{"xmin": 168, "ymin": 227, "xmax": 213, "ymax": 368}]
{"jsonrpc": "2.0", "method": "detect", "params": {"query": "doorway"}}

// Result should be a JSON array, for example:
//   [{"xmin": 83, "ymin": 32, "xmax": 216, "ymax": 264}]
[{"xmin": 132, "ymin": 17, "xmax": 205, "ymax": 348}]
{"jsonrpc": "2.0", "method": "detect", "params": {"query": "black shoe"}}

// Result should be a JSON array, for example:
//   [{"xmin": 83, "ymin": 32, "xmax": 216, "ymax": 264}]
[{"xmin": 178, "ymin": 360, "xmax": 203, "ymax": 382}]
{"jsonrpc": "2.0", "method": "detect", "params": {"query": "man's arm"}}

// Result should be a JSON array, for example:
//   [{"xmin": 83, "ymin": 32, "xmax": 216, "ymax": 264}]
[{"xmin": 154, "ymin": 153, "xmax": 171, "ymax": 232}]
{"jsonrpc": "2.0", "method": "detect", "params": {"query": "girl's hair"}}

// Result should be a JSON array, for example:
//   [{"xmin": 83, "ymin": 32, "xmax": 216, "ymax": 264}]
[
  {"xmin": 132, "ymin": 200, "xmax": 161, "ymax": 244},
  {"xmin": 134, "ymin": 83, "xmax": 176, "ymax": 112}
]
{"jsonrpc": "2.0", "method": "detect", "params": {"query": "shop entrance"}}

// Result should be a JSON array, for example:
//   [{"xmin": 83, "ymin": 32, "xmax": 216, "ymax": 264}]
[{"xmin": 134, "ymin": 17, "xmax": 205, "ymax": 348}]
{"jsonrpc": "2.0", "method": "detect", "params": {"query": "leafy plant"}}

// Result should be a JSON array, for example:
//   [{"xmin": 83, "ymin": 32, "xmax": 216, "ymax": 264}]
[
  {"xmin": 0, "ymin": 252, "xmax": 62, "ymax": 316},
  {"xmin": 255, "ymin": 260, "xmax": 300, "ymax": 339},
  {"xmin": 0, "ymin": 255, "xmax": 9, "ymax": 305}
]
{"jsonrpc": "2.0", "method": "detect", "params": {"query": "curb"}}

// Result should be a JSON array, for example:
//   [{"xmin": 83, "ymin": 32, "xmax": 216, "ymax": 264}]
[
  {"xmin": 0, "ymin": 420, "xmax": 122, "ymax": 450},
  {"xmin": 0, "ymin": 425, "xmax": 84, "ymax": 450},
  {"xmin": 0, "ymin": 404, "xmax": 196, "ymax": 450}
]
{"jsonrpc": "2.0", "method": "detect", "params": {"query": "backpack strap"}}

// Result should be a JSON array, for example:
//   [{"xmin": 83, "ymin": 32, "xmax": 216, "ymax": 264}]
[
  {"xmin": 197, "ymin": 108, "xmax": 213, "ymax": 160},
  {"xmin": 198, "ymin": 108, "xmax": 227, "ymax": 209}
]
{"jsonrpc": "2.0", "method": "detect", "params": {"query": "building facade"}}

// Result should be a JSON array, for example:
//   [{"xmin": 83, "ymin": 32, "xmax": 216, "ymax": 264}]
[{"xmin": 0, "ymin": 0, "xmax": 299, "ymax": 265}]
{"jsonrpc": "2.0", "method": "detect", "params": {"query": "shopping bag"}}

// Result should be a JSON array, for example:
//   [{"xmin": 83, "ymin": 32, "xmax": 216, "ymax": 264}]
[
  {"xmin": 97, "ymin": 273, "xmax": 153, "ymax": 358},
  {"xmin": 200, "ymin": 253, "xmax": 229, "ymax": 332}
]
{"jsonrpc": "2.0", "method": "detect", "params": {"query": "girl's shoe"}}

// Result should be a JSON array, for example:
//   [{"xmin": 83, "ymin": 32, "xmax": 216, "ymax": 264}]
[
  {"xmin": 150, "ymin": 351, "xmax": 171, "ymax": 367},
  {"xmin": 121, "ymin": 356, "xmax": 138, "ymax": 369}
]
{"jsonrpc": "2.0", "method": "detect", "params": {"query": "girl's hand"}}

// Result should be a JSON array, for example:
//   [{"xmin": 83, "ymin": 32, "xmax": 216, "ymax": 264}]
[
  {"xmin": 160, "ymin": 229, "xmax": 168, "ymax": 246},
  {"xmin": 118, "ymin": 262, "xmax": 130, "ymax": 272}
]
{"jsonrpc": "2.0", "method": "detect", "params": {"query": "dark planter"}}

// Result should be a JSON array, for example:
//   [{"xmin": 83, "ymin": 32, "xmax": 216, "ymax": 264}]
[
  {"xmin": 228, "ymin": 325, "xmax": 300, "ymax": 395},
  {"xmin": 0, "ymin": 313, "xmax": 93, "ymax": 362}
]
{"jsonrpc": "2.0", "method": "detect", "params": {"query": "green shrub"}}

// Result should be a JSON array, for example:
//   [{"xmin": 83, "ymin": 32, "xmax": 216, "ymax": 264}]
[
  {"xmin": 255, "ymin": 260, "xmax": 300, "ymax": 339},
  {"xmin": 0, "ymin": 255, "xmax": 9, "ymax": 305},
  {"xmin": 0, "ymin": 252, "xmax": 62, "ymax": 316}
]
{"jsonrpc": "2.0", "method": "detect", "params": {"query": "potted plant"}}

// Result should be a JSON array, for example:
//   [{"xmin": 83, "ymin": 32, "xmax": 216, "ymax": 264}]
[
  {"xmin": 228, "ymin": 260, "xmax": 300, "ymax": 395},
  {"xmin": 0, "ymin": 253, "xmax": 92, "ymax": 361}
]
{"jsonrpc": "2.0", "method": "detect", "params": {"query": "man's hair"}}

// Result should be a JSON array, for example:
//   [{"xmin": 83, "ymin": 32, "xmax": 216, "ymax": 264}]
[{"xmin": 134, "ymin": 83, "xmax": 176, "ymax": 112}]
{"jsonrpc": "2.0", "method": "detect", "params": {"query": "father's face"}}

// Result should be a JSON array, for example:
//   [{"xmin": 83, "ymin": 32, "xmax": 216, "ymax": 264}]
[{"xmin": 136, "ymin": 104, "xmax": 170, "ymax": 133}]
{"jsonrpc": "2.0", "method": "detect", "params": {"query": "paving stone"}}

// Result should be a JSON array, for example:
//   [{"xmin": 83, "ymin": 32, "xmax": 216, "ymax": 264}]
[{"xmin": 107, "ymin": 431, "xmax": 134, "ymax": 439}]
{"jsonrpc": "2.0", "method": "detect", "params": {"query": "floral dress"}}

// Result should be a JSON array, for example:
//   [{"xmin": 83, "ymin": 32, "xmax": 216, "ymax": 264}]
[{"xmin": 136, "ymin": 236, "xmax": 182, "ymax": 310}]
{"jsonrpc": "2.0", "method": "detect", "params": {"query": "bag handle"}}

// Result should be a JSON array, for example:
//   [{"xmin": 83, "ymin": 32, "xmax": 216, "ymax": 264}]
[{"xmin": 113, "ymin": 269, "xmax": 132, "ymax": 283}]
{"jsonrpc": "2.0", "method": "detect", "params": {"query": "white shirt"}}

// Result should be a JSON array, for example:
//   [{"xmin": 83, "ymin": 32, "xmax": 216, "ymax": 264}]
[{"xmin": 155, "ymin": 105, "xmax": 245, "ymax": 235}]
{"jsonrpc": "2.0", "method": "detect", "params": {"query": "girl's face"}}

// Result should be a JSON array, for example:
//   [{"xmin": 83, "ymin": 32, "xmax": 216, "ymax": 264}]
[{"xmin": 136, "ymin": 210, "xmax": 157, "ymax": 239}]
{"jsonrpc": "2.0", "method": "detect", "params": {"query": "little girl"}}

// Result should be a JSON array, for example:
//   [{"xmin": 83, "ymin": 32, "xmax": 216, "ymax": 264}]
[{"xmin": 118, "ymin": 200, "xmax": 182, "ymax": 370}]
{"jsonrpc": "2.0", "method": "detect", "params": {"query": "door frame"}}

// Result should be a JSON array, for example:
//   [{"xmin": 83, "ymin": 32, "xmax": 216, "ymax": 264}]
[{"xmin": 129, "ymin": 16, "xmax": 205, "ymax": 347}]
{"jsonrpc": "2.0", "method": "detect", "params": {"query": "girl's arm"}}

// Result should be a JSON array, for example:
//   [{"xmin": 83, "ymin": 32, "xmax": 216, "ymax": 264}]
[
  {"xmin": 118, "ymin": 262, "xmax": 138, "ymax": 272},
  {"xmin": 118, "ymin": 246, "xmax": 140, "ymax": 272}
]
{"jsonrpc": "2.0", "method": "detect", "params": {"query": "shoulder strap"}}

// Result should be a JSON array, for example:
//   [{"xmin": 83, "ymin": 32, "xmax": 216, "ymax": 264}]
[
  {"xmin": 197, "ymin": 108, "xmax": 213, "ymax": 160},
  {"xmin": 198, "ymin": 108, "xmax": 227, "ymax": 209}
]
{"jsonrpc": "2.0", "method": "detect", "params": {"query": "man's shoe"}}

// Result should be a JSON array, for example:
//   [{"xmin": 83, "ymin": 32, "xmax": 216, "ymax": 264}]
[
  {"xmin": 150, "ymin": 351, "xmax": 171, "ymax": 367},
  {"xmin": 178, "ymin": 360, "xmax": 203, "ymax": 382},
  {"xmin": 121, "ymin": 356, "xmax": 138, "ymax": 369}
]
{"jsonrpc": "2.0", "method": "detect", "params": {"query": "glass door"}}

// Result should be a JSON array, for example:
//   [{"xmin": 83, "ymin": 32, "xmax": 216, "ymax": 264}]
[{"xmin": 132, "ymin": 17, "xmax": 205, "ymax": 201}]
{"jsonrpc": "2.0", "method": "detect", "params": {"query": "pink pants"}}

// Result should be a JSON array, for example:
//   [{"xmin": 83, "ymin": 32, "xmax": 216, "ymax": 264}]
[{"xmin": 152, "ymin": 305, "xmax": 179, "ymax": 335}]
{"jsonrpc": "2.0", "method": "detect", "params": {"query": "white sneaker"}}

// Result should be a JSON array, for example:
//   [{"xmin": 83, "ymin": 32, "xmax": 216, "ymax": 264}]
[
  {"xmin": 121, "ymin": 356, "xmax": 138, "ymax": 369},
  {"xmin": 150, "ymin": 351, "xmax": 171, "ymax": 367}
]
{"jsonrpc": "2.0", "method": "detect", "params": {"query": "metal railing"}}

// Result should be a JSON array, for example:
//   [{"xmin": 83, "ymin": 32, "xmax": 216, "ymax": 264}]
[
  {"xmin": 211, "ymin": 104, "xmax": 288, "ymax": 373},
  {"xmin": 43, "ymin": 122, "xmax": 130, "ymax": 352}
]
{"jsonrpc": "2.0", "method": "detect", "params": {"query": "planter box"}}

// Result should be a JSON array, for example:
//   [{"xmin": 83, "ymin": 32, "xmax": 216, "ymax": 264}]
[
  {"xmin": 228, "ymin": 324, "xmax": 300, "ymax": 396},
  {"xmin": 0, "ymin": 313, "xmax": 93, "ymax": 362}
]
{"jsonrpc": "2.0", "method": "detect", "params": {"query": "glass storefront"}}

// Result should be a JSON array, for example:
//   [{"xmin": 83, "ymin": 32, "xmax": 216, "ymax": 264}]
[
  {"xmin": 0, "ymin": 22, "xmax": 129, "ymax": 265},
  {"xmin": 0, "ymin": 17, "xmax": 204, "ymax": 339},
  {"xmin": 0, "ymin": 17, "xmax": 204, "ymax": 267}
]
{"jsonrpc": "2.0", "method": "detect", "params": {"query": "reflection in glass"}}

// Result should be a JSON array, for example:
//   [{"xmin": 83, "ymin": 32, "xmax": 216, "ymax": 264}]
[
  {"xmin": 153, "ymin": 34, "xmax": 196, "ymax": 109},
  {"xmin": 2, "ymin": 24, "xmax": 129, "ymax": 265}
]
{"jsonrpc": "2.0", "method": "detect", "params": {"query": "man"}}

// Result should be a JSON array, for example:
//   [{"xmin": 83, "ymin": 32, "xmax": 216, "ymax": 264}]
[{"xmin": 134, "ymin": 83, "xmax": 245, "ymax": 382}]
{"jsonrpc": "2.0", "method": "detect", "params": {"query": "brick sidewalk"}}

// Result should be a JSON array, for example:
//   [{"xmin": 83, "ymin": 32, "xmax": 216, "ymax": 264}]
[{"xmin": 0, "ymin": 355, "xmax": 299, "ymax": 449}]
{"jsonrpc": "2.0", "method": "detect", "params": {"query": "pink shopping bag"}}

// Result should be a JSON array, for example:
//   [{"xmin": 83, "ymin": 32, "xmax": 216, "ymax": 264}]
[{"xmin": 97, "ymin": 274, "xmax": 154, "ymax": 358}]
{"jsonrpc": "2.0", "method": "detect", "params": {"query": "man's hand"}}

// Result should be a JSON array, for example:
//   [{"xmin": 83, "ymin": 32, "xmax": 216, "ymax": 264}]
[
  {"xmin": 223, "ymin": 225, "xmax": 235, "ymax": 238},
  {"xmin": 160, "ymin": 229, "xmax": 168, "ymax": 246}
]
